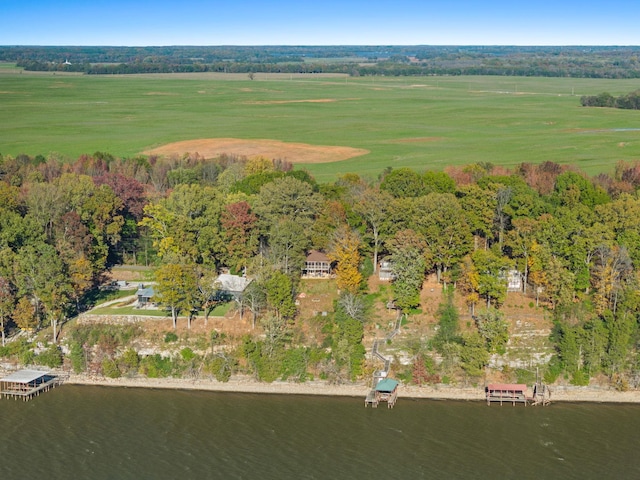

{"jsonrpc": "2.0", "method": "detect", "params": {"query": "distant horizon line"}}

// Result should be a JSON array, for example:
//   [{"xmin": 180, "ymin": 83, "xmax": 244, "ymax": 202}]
[{"xmin": 2, "ymin": 43, "xmax": 640, "ymax": 48}]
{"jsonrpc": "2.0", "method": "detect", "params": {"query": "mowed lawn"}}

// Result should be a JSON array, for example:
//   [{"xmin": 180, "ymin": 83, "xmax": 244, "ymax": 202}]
[{"xmin": 2, "ymin": 69, "xmax": 640, "ymax": 182}]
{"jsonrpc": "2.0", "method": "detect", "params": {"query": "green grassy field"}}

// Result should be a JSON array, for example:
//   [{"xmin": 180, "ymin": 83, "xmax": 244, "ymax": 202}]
[{"xmin": 2, "ymin": 68, "xmax": 640, "ymax": 182}]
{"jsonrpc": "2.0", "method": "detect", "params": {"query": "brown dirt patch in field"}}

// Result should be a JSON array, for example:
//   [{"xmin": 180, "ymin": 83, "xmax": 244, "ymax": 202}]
[{"xmin": 143, "ymin": 138, "xmax": 369, "ymax": 164}]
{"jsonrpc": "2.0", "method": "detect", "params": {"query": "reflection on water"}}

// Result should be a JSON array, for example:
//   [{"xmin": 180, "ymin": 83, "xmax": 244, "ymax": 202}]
[{"xmin": 1, "ymin": 386, "xmax": 639, "ymax": 480}]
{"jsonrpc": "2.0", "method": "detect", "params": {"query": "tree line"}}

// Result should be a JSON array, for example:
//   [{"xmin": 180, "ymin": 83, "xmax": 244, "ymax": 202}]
[
  {"xmin": 2, "ymin": 149, "xmax": 640, "ymax": 386},
  {"xmin": 5, "ymin": 45, "xmax": 640, "ymax": 79},
  {"xmin": 580, "ymin": 90, "xmax": 640, "ymax": 109}
]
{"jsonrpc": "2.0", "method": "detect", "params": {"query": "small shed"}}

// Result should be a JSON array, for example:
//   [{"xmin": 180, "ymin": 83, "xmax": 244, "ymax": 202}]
[
  {"xmin": 136, "ymin": 284, "xmax": 155, "ymax": 306},
  {"xmin": 303, "ymin": 250, "xmax": 332, "ymax": 278},
  {"xmin": 0, "ymin": 369, "xmax": 61, "ymax": 401}
]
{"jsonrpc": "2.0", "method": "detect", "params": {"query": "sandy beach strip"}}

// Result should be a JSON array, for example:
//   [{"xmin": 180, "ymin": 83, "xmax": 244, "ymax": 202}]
[{"xmin": 63, "ymin": 374, "xmax": 640, "ymax": 404}]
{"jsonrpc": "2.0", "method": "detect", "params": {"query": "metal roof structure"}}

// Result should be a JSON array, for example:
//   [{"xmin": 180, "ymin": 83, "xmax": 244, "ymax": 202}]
[
  {"xmin": 375, "ymin": 378, "xmax": 399, "ymax": 393},
  {"xmin": 216, "ymin": 274, "xmax": 252, "ymax": 293},
  {"xmin": 1, "ymin": 369, "xmax": 50, "ymax": 384},
  {"xmin": 486, "ymin": 383, "xmax": 528, "ymax": 392},
  {"xmin": 136, "ymin": 286, "xmax": 155, "ymax": 298}
]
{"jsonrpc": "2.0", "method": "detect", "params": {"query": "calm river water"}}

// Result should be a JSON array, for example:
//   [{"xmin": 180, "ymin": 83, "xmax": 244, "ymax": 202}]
[{"xmin": 1, "ymin": 385, "xmax": 639, "ymax": 479}]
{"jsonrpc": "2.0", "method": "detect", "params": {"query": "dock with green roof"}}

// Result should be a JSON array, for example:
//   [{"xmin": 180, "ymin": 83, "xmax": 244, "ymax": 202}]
[{"xmin": 365, "ymin": 378, "xmax": 399, "ymax": 408}]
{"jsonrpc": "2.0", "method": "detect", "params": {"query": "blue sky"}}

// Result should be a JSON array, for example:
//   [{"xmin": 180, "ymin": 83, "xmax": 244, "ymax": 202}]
[{"xmin": 2, "ymin": 0, "xmax": 639, "ymax": 46}]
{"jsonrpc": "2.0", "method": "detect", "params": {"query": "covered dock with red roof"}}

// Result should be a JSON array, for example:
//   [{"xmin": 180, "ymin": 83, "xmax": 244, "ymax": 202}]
[{"xmin": 486, "ymin": 383, "xmax": 529, "ymax": 406}]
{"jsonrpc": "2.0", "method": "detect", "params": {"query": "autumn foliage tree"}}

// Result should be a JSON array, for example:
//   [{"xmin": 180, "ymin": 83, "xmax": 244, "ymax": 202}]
[
  {"xmin": 329, "ymin": 228, "xmax": 362, "ymax": 295},
  {"xmin": 220, "ymin": 201, "xmax": 258, "ymax": 273},
  {"xmin": 13, "ymin": 296, "xmax": 37, "ymax": 332}
]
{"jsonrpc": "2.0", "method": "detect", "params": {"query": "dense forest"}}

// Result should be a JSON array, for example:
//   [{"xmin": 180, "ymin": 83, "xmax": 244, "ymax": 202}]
[
  {"xmin": 3, "ymin": 45, "xmax": 640, "ymax": 78},
  {"xmin": 2, "ymin": 149, "xmax": 640, "ymax": 388}
]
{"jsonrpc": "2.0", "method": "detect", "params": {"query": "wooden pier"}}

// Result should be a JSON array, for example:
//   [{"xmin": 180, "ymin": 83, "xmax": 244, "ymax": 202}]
[
  {"xmin": 0, "ymin": 369, "xmax": 62, "ymax": 401},
  {"xmin": 530, "ymin": 382, "xmax": 551, "ymax": 406},
  {"xmin": 486, "ymin": 383, "xmax": 529, "ymax": 405},
  {"xmin": 486, "ymin": 382, "xmax": 551, "ymax": 406}
]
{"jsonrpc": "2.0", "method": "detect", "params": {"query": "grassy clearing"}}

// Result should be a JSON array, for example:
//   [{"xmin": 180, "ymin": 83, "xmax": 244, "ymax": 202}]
[
  {"xmin": 86, "ymin": 287, "xmax": 137, "ymax": 306},
  {"xmin": 109, "ymin": 265, "xmax": 155, "ymax": 283},
  {"xmin": 2, "ymin": 71, "xmax": 639, "ymax": 181}
]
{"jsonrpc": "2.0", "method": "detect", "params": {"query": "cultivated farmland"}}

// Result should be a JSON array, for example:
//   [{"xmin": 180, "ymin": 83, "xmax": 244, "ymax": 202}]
[{"xmin": 1, "ymin": 68, "xmax": 640, "ymax": 182}]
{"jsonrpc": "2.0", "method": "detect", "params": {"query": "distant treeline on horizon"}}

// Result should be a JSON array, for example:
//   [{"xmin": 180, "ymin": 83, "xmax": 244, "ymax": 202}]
[{"xmin": 2, "ymin": 45, "xmax": 640, "ymax": 78}]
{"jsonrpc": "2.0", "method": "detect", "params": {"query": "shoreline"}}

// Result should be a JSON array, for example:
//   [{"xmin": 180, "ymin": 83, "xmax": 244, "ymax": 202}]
[{"xmin": 63, "ymin": 374, "xmax": 640, "ymax": 404}]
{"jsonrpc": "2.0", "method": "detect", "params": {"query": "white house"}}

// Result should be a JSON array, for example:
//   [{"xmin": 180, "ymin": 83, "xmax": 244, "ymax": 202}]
[
  {"xmin": 379, "ymin": 259, "xmax": 395, "ymax": 281},
  {"xmin": 302, "ymin": 250, "xmax": 332, "ymax": 278},
  {"xmin": 506, "ymin": 269, "xmax": 522, "ymax": 292}
]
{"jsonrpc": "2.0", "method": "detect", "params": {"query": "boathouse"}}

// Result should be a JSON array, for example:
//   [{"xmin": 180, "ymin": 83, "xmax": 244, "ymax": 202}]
[
  {"xmin": 365, "ymin": 378, "xmax": 399, "ymax": 408},
  {"xmin": 0, "ymin": 369, "xmax": 61, "ymax": 401},
  {"xmin": 486, "ymin": 383, "xmax": 528, "ymax": 405}
]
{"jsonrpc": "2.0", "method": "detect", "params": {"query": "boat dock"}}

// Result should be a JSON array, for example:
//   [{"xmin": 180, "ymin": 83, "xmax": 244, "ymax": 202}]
[
  {"xmin": 486, "ymin": 383, "xmax": 528, "ymax": 405},
  {"xmin": 365, "ymin": 378, "xmax": 399, "ymax": 408},
  {"xmin": 486, "ymin": 382, "xmax": 551, "ymax": 406},
  {"xmin": 0, "ymin": 369, "xmax": 63, "ymax": 401}
]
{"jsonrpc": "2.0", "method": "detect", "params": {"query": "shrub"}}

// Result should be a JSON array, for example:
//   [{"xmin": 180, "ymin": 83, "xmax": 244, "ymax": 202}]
[
  {"xmin": 140, "ymin": 354, "xmax": 174, "ymax": 378},
  {"xmin": 204, "ymin": 354, "xmax": 236, "ymax": 382},
  {"xmin": 164, "ymin": 332, "xmax": 178, "ymax": 343},
  {"xmin": 101, "ymin": 358, "xmax": 121, "ymax": 378},
  {"xmin": 412, "ymin": 354, "xmax": 440, "ymax": 385},
  {"xmin": 20, "ymin": 349, "xmax": 35, "ymax": 366},
  {"xmin": 281, "ymin": 347, "xmax": 309, "ymax": 382},
  {"xmin": 180, "ymin": 347, "xmax": 196, "ymax": 361},
  {"xmin": 120, "ymin": 348, "xmax": 140, "ymax": 373},
  {"xmin": 543, "ymin": 357, "xmax": 563, "ymax": 384},
  {"xmin": 36, "ymin": 345, "xmax": 63, "ymax": 368},
  {"xmin": 69, "ymin": 341, "xmax": 86, "ymax": 373},
  {"xmin": 570, "ymin": 368, "xmax": 590, "ymax": 386},
  {"xmin": 613, "ymin": 374, "xmax": 629, "ymax": 392},
  {"xmin": 0, "ymin": 338, "xmax": 32, "ymax": 360},
  {"xmin": 70, "ymin": 324, "xmax": 141, "ymax": 348}
]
